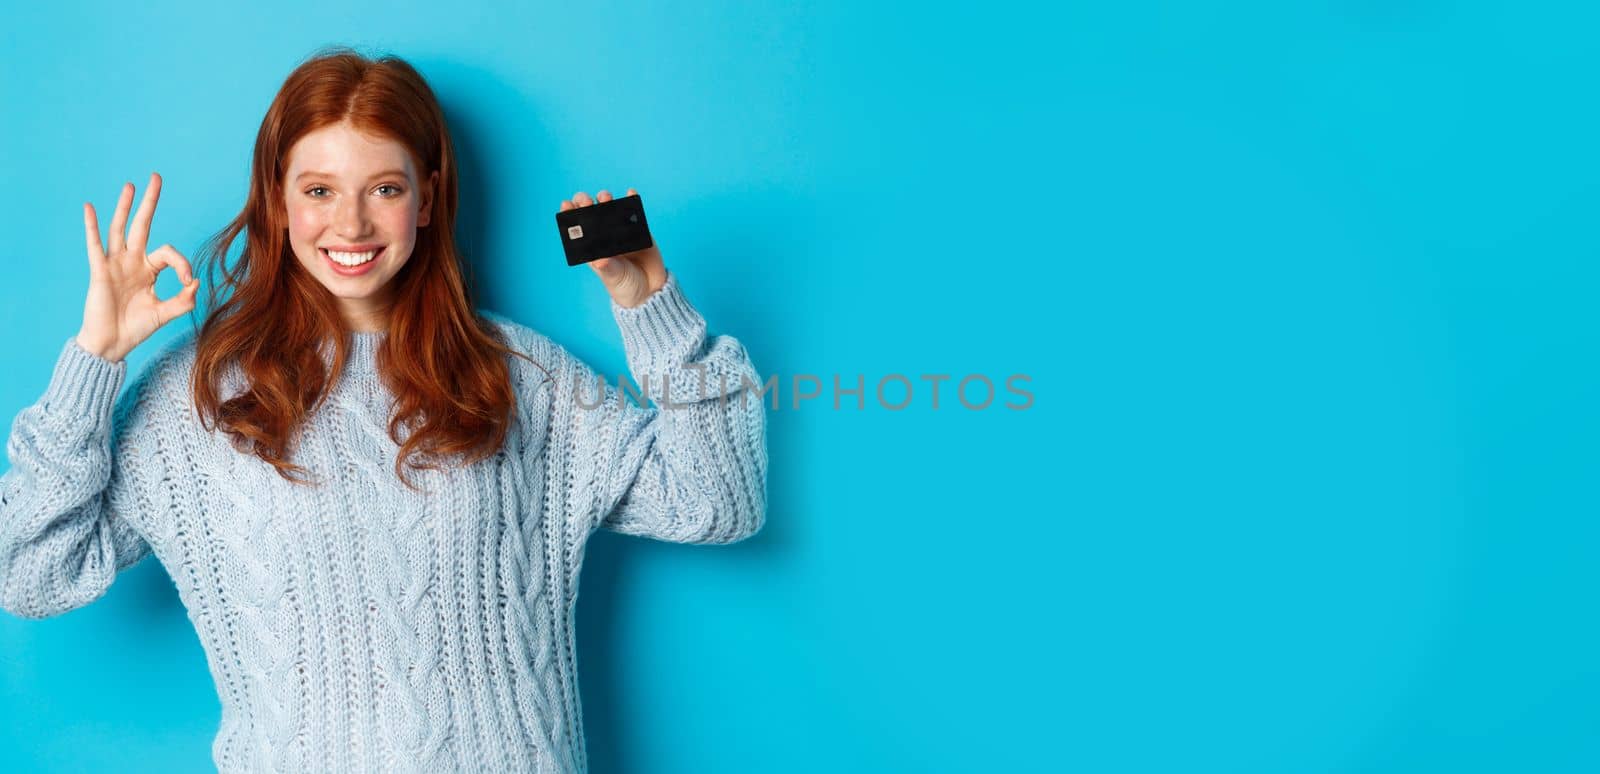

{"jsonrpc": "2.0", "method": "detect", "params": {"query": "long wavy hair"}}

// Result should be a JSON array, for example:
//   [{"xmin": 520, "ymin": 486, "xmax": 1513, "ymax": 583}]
[{"xmin": 186, "ymin": 45, "xmax": 545, "ymax": 492}]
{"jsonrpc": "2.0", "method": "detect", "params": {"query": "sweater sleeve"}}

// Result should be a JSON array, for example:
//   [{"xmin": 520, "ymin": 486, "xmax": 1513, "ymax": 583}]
[
  {"xmin": 554, "ymin": 270, "xmax": 768, "ymax": 545},
  {"xmin": 0, "ymin": 336, "xmax": 164, "ymax": 619}
]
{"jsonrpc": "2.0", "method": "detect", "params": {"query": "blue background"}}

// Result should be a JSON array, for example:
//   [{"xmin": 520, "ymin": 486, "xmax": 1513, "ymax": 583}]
[{"xmin": 2, "ymin": 1, "xmax": 1596, "ymax": 772}]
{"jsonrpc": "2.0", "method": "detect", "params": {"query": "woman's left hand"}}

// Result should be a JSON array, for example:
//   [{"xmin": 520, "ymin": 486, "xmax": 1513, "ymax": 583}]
[{"xmin": 562, "ymin": 188, "xmax": 668, "ymax": 308}]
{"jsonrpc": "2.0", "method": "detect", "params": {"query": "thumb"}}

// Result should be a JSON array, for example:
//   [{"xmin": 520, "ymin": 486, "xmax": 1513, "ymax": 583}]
[
  {"xmin": 156, "ymin": 278, "xmax": 200, "ymax": 323},
  {"xmin": 589, "ymin": 257, "xmax": 622, "ymax": 282}
]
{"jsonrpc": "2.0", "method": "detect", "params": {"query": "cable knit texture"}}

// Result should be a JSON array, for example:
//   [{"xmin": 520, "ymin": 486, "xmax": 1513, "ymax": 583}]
[{"xmin": 0, "ymin": 270, "xmax": 767, "ymax": 774}]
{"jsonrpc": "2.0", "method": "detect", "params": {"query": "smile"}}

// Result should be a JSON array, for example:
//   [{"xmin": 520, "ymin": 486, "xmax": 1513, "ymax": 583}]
[{"xmin": 321, "ymin": 246, "xmax": 384, "ymax": 276}]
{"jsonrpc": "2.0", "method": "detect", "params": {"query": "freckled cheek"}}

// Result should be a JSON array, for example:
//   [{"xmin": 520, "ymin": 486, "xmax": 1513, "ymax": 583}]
[
  {"xmin": 376, "ymin": 206, "xmax": 417, "ymax": 237},
  {"xmin": 286, "ymin": 205, "xmax": 328, "ymax": 246}
]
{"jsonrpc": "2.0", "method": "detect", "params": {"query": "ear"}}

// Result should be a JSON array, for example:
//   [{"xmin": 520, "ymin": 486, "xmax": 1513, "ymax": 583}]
[{"xmin": 417, "ymin": 170, "xmax": 440, "ymax": 227}]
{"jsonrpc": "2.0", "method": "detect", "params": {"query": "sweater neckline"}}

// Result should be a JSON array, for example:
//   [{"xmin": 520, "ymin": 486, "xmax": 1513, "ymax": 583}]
[
  {"xmin": 350, "ymin": 329, "xmax": 386, "ymax": 352},
  {"xmin": 323, "ymin": 329, "xmax": 388, "ymax": 377}
]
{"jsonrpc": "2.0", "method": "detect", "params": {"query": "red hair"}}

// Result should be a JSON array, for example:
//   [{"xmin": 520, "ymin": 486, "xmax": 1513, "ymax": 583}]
[{"xmin": 186, "ymin": 45, "xmax": 545, "ymax": 492}]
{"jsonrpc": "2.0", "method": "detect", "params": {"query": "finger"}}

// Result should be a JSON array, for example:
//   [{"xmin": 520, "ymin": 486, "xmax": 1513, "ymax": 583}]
[
  {"xmin": 627, "ymin": 187, "xmax": 637, "ymax": 197},
  {"xmin": 559, "ymin": 199, "xmax": 574, "ymax": 212},
  {"xmin": 154, "ymin": 278, "xmax": 200, "ymax": 328},
  {"xmin": 597, "ymin": 190, "xmax": 612, "ymax": 203},
  {"xmin": 126, "ymin": 172, "xmax": 162, "ymax": 253},
  {"xmin": 108, "ymin": 182, "xmax": 134, "ymax": 255},
  {"xmin": 588, "ymin": 257, "xmax": 619, "ymax": 280},
  {"xmin": 147, "ymin": 244, "xmax": 196, "ymax": 284},
  {"xmin": 573, "ymin": 191, "xmax": 592, "ymax": 207},
  {"xmin": 83, "ymin": 203, "xmax": 106, "ymax": 263}
]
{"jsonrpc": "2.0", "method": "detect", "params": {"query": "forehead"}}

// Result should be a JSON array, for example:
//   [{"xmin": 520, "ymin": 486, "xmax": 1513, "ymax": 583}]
[{"xmin": 285, "ymin": 120, "xmax": 414, "ymax": 177}]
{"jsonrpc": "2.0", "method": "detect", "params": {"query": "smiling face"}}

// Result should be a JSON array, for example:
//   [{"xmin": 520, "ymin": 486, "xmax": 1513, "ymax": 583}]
[{"xmin": 283, "ymin": 119, "xmax": 439, "ymax": 332}]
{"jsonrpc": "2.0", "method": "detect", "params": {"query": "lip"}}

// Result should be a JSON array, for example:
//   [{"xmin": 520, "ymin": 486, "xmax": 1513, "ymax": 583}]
[{"xmin": 321, "ymin": 245, "xmax": 385, "ymax": 277}]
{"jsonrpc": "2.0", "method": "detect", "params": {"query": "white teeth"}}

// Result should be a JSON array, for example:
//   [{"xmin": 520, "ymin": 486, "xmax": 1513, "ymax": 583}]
[{"xmin": 326, "ymin": 248, "xmax": 379, "ymax": 266}]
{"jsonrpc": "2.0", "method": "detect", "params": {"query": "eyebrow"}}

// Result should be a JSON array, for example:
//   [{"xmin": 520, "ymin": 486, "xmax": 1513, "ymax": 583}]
[{"xmin": 294, "ymin": 169, "xmax": 409, "ymax": 182}]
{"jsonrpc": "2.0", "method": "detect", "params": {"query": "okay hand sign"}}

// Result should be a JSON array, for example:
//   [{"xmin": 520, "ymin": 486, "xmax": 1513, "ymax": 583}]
[{"xmin": 75, "ymin": 172, "xmax": 200, "ymax": 363}]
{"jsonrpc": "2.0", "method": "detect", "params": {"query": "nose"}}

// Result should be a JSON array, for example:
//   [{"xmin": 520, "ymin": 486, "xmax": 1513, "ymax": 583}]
[{"xmin": 333, "ymin": 195, "xmax": 371, "ymax": 238}]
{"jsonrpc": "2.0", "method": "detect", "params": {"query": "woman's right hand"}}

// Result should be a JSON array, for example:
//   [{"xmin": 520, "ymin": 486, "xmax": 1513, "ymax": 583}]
[{"xmin": 75, "ymin": 172, "xmax": 200, "ymax": 363}]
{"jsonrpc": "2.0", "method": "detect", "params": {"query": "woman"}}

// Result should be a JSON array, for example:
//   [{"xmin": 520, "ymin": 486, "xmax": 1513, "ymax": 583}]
[{"xmin": 0, "ymin": 46, "xmax": 767, "ymax": 774}]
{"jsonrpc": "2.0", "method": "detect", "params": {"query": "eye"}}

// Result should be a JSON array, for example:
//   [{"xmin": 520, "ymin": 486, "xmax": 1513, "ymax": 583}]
[
  {"xmin": 376, "ymin": 184, "xmax": 404, "ymax": 196},
  {"xmin": 306, "ymin": 186, "xmax": 330, "ymax": 198}
]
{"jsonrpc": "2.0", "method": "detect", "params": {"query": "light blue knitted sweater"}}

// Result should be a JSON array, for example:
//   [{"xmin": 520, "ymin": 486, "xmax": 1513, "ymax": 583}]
[{"xmin": 0, "ymin": 270, "xmax": 767, "ymax": 774}]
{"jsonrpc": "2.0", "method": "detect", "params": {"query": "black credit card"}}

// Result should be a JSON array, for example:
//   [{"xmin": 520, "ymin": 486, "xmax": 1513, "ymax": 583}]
[{"xmin": 555, "ymin": 193, "xmax": 654, "ymax": 266}]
